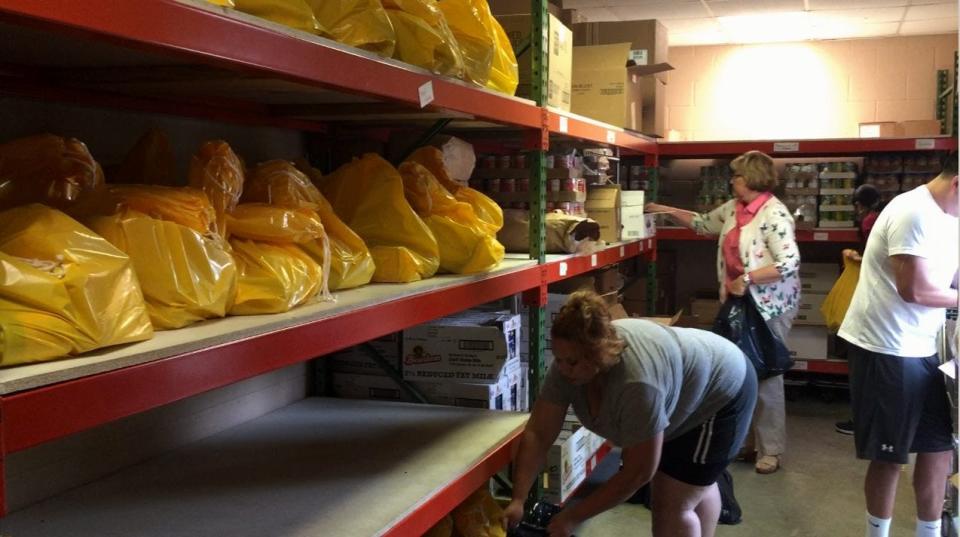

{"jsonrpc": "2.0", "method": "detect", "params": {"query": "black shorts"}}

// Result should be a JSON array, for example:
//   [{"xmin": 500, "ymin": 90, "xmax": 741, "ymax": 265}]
[
  {"xmin": 658, "ymin": 360, "xmax": 758, "ymax": 486},
  {"xmin": 848, "ymin": 343, "xmax": 954, "ymax": 464}
]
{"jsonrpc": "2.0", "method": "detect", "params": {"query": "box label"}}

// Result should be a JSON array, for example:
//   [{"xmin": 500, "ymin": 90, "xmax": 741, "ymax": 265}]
[
  {"xmin": 773, "ymin": 142, "xmax": 799, "ymax": 152},
  {"xmin": 915, "ymin": 139, "xmax": 935, "ymax": 149},
  {"xmin": 418, "ymin": 81, "xmax": 434, "ymax": 108}
]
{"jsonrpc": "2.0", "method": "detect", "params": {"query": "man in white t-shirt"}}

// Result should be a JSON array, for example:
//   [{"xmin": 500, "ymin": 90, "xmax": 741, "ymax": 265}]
[{"xmin": 838, "ymin": 151, "xmax": 959, "ymax": 537}]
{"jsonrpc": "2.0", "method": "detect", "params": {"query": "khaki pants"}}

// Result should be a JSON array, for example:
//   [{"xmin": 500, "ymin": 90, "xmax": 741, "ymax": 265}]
[{"xmin": 744, "ymin": 308, "xmax": 796, "ymax": 457}]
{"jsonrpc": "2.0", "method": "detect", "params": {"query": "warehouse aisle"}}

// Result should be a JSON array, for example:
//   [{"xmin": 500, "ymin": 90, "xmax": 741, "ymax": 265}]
[{"xmin": 575, "ymin": 393, "xmax": 923, "ymax": 536}]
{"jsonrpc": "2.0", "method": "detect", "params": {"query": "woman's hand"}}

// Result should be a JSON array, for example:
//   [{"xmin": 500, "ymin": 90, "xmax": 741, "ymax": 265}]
[
  {"xmin": 728, "ymin": 275, "xmax": 748, "ymax": 297},
  {"xmin": 842, "ymin": 249, "xmax": 862, "ymax": 262},
  {"xmin": 546, "ymin": 509, "xmax": 578, "ymax": 537},
  {"xmin": 502, "ymin": 499, "xmax": 525, "ymax": 531},
  {"xmin": 644, "ymin": 202, "xmax": 672, "ymax": 215}
]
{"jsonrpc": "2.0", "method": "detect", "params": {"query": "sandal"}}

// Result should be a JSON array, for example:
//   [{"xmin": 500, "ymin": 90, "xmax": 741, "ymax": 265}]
[{"xmin": 755, "ymin": 455, "xmax": 780, "ymax": 474}]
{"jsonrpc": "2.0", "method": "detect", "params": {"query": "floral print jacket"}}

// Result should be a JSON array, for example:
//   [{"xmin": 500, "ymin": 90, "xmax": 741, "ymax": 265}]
[{"xmin": 691, "ymin": 197, "xmax": 801, "ymax": 321}]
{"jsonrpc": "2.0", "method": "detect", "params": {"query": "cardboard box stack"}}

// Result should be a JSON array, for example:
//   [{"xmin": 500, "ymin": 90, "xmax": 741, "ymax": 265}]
[
  {"xmin": 863, "ymin": 152, "xmax": 943, "ymax": 204},
  {"xmin": 585, "ymin": 184, "xmax": 647, "ymax": 243},
  {"xmin": 787, "ymin": 263, "xmax": 839, "ymax": 361},
  {"xmin": 329, "ymin": 311, "xmax": 523, "ymax": 411},
  {"xmin": 571, "ymin": 20, "xmax": 671, "ymax": 136}
]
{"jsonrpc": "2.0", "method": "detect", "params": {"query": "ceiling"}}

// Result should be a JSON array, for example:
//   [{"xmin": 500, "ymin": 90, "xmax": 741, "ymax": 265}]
[{"xmin": 561, "ymin": 0, "xmax": 959, "ymax": 46}]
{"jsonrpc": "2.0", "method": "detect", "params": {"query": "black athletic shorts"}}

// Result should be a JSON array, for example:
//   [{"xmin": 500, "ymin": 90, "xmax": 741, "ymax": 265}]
[
  {"xmin": 848, "ymin": 343, "xmax": 954, "ymax": 464},
  {"xmin": 658, "ymin": 359, "xmax": 758, "ymax": 486}
]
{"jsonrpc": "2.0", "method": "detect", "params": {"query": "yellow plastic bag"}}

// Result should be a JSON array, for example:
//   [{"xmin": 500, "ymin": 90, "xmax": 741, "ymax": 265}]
[
  {"xmin": 227, "ymin": 204, "xmax": 326, "ymax": 244},
  {"xmin": 112, "ymin": 130, "xmax": 177, "ymax": 186},
  {"xmin": 319, "ymin": 154, "xmax": 438, "ymax": 283},
  {"xmin": 423, "ymin": 514, "xmax": 453, "ymax": 537},
  {"xmin": 0, "ymin": 205, "xmax": 153, "ymax": 366},
  {"xmin": 406, "ymin": 146, "xmax": 503, "ymax": 235},
  {"xmin": 821, "ymin": 257, "xmax": 861, "ymax": 333},
  {"xmin": 228, "ymin": 237, "xmax": 324, "ymax": 315},
  {"xmin": 307, "ymin": 0, "xmax": 397, "ymax": 58},
  {"xmin": 85, "ymin": 186, "xmax": 238, "ymax": 330},
  {"xmin": 485, "ymin": 15, "xmax": 518, "ymax": 95},
  {"xmin": 438, "ymin": 0, "xmax": 493, "ymax": 86},
  {"xmin": 0, "ymin": 134, "xmax": 105, "ymax": 211},
  {"xmin": 383, "ymin": 0, "xmax": 464, "ymax": 78},
  {"xmin": 207, "ymin": 0, "xmax": 235, "ymax": 6},
  {"xmin": 233, "ymin": 0, "xmax": 321, "ymax": 33},
  {"xmin": 399, "ymin": 161, "xmax": 503, "ymax": 273},
  {"xmin": 451, "ymin": 488, "xmax": 507, "ymax": 537},
  {"xmin": 244, "ymin": 160, "xmax": 375, "ymax": 290},
  {"xmin": 188, "ymin": 140, "xmax": 245, "ymax": 238}
]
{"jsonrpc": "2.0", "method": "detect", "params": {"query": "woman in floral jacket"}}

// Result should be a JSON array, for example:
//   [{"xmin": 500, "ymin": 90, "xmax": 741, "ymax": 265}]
[{"xmin": 646, "ymin": 150, "xmax": 801, "ymax": 475}]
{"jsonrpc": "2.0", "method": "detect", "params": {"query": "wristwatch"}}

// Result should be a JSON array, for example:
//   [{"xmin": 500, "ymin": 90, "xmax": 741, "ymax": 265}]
[{"xmin": 742, "ymin": 273, "xmax": 752, "ymax": 286}]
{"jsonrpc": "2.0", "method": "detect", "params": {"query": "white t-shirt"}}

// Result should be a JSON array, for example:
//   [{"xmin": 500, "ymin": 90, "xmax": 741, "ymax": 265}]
[{"xmin": 839, "ymin": 185, "xmax": 958, "ymax": 357}]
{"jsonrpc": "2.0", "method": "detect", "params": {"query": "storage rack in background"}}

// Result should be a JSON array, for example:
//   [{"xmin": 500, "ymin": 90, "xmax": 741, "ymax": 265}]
[
  {"xmin": 0, "ymin": 0, "xmax": 656, "ymax": 533},
  {"xmin": 656, "ymin": 136, "xmax": 958, "ymax": 377}
]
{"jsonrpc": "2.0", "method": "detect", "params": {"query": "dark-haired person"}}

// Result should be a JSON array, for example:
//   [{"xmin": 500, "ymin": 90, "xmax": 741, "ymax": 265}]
[
  {"xmin": 502, "ymin": 291, "xmax": 757, "ymax": 537},
  {"xmin": 646, "ymin": 150, "xmax": 800, "ymax": 474},
  {"xmin": 838, "ymin": 151, "xmax": 959, "ymax": 537},
  {"xmin": 835, "ymin": 183, "xmax": 883, "ymax": 435}
]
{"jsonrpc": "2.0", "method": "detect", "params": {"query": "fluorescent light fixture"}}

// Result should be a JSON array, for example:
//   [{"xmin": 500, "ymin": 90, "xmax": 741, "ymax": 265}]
[{"xmin": 718, "ymin": 12, "xmax": 812, "ymax": 44}]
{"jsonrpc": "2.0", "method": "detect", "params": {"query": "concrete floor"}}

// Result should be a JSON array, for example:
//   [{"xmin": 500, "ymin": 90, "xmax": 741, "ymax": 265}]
[{"xmin": 572, "ymin": 392, "xmax": 928, "ymax": 537}]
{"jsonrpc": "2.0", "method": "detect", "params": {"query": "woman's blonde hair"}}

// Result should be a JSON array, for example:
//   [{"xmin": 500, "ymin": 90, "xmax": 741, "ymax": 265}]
[
  {"xmin": 550, "ymin": 290, "xmax": 626, "ymax": 370},
  {"xmin": 731, "ymin": 150, "xmax": 778, "ymax": 192}
]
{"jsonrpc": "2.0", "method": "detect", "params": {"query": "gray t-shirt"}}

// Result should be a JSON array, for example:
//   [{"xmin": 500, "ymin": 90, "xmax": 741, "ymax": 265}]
[{"xmin": 539, "ymin": 318, "xmax": 747, "ymax": 447}]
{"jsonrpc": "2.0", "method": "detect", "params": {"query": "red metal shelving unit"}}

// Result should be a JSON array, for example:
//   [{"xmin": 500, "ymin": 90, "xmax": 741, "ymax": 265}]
[
  {"xmin": 657, "ymin": 227, "xmax": 861, "ymax": 243},
  {"xmin": 547, "ymin": 109, "xmax": 659, "ymax": 155},
  {"xmin": 793, "ymin": 359, "xmax": 850, "ymax": 375},
  {"xmin": 658, "ymin": 136, "xmax": 957, "ymax": 157},
  {"xmin": 543, "ymin": 239, "xmax": 656, "ymax": 283}
]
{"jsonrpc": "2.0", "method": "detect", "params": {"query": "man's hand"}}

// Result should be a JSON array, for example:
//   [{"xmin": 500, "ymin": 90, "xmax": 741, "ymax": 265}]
[
  {"xmin": 546, "ymin": 509, "xmax": 578, "ymax": 537},
  {"xmin": 502, "ymin": 499, "xmax": 525, "ymax": 531}
]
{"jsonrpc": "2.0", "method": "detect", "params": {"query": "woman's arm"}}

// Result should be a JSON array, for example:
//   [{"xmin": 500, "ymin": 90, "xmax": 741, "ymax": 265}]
[
  {"xmin": 503, "ymin": 398, "xmax": 568, "ymax": 528},
  {"xmin": 645, "ymin": 202, "xmax": 728, "ymax": 236},
  {"xmin": 546, "ymin": 433, "xmax": 662, "ymax": 535}
]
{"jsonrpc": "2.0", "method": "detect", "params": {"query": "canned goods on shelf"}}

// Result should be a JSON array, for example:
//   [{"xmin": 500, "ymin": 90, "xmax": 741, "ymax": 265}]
[
  {"xmin": 548, "ymin": 178, "xmax": 561, "ymax": 192},
  {"xmin": 545, "ymin": 155, "xmax": 555, "ymax": 168},
  {"xmin": 500, "ymin": 178, "xmax": 516, "ymax": 193},
  {"xmin": 498, "ymin": 155, "xmax": 512, "ymax": 169},
  {"xmin": 561, "ymin": 178, "xmax": 576, "ymax": 191},
  {"xmin": 513, "ymin": 154, "xmax": 526, "ymax": 169},
  {"xmin": 578, "ymin": 179, "xmax": 587, "ymax": 193},
  {"xmin": 559, "ymin": 202, "xmax": 574, "ymax": 214},
  {"xmin": 481, "ymin": 155, "xmax": 496, "ymax": 169},
  {"xmin": 486, "ymin": 178, "xmax": 501, "ymax": 193},
  {"xmin": 554, "ymin": 154, "xmax": 574, "ymax": 169},
  {"xmin": 517, "ymin": 177, "xmax": 529, "ymax": 193},
  {"xmin": 546, "ymin": 202, "xmax": 556, "ymax": 212}
]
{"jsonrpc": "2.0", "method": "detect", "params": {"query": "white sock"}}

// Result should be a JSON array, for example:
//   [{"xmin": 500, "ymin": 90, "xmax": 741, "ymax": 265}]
[
  {"xmin": 915, "ymin": 518, "xmax": 941, "ymax": 537},
  {"xmin": 866, "ymin": 513, "xmax": 891, "ymax": 537}
]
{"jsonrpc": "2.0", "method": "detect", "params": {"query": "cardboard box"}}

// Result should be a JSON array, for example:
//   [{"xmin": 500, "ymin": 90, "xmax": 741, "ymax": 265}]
[
  {"xmin": 488, "ymin": 0, "xmax": 560, "ymax": 16},
  {"xmin": 586, "ymin": 185, "xmax": 646, "ymax": 242},
  {"xmin": 331, "ymin": 371, "xmax": 519, "ymax": 410},
  {"xmin": 403, "ymin": 312, "xmax": 522, "ymax": 384},
  {"xmin": 794, "ymin": 291, "xmax": 828, "ymax": 326},
  {"xmin": 594, "ymin": 266, "xmax": 623, "ymax": 295},
  {"xmin": 498, "ymin": 13, "xmax": 572, "ymax": 110},
  {"xmin": 897, "ymin": 119, "xmax": 942, "ymax": 137},
  {"xmin": 543, "ymin": 426, "xmax": 600, "ymax": 503},
  {"xmin": 326, "ymin": 333, "xmax": 401, "ymax": 375},
  {"xmin": 859, "ymin": 121, "xmax": 898, "ymax": 138},
  {"xmin": 572, "ymin": 20, "xmax": 670, "ymax": 136},
  {"xmin": 798, "ymin": 263, "xmax": 840, "ymax": 293},
  {"xmin": 786, "ymin": 326, "xmax": 829, "ymax": 360}
]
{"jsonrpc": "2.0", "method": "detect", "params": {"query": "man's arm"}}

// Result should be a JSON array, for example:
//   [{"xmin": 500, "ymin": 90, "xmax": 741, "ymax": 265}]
[{"xmin": 892, "ymin": 254, "xmax": 959, "ymax": 308}]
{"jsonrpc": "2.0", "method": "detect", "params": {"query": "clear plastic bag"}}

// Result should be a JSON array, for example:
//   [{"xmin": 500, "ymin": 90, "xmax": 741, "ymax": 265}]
[
  {"xmin": 398, "ymin": 161, "xmax": 503, "ymax": 273},
  {"xmin": 0, "ymin": 205, "xmax": 153, "ymax": 365},
  {"xmin": 319, "ymin": 153, "xmax": 438, "ymax": 283},
  {"xmin": 307, "ymin": 0, "xmax": 397, "ymax": 57},
  {"xmin": 383, "ymin": 0, "xmax": 464, "ymax": 78},
  {"xmin": 188, "ymin": 140, "xmax": 245, "ymax": 238}
]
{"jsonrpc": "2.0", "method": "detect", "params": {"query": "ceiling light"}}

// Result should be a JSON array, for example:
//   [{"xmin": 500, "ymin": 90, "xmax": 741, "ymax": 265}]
[{"xmin": 718, "ymin": 12, "xmax": 812, "ymax": 44}]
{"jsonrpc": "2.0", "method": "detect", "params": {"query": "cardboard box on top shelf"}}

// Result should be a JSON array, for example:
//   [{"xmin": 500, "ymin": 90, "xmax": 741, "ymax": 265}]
[
  {"xmin": 897, "ymin": 120, "xmax": 942, "ymax": 137},
  {"xmin": 488, "ymin": 0, "xmax": 561, "ymax": 16},
  {"xmin": 403, "ymin": 311, "xmax": 522, "ymax": 384},
  {"xmin": 571, "ymin": 43, "xmax": 672, "ymax": 133},
  {"xmin": 497, "ymin": 13, "xmax": 572, "ymax": 110},
  {"xmin": 859, "ymin": 122, "xmax": 898, "ymax": 138},
  {"xmin": 572, "ymin": 20, "xmax": 670, "ymax": 137}
]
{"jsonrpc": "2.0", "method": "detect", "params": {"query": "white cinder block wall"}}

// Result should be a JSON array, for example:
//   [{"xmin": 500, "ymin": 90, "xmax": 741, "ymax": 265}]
[{"xmin": 665, "ymin": 34, "xmax": 958, "ymax": 141}]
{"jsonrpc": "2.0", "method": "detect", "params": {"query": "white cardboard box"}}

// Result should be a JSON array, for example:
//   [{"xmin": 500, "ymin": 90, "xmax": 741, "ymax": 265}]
[
  {"xmin": 543, "ymin": 426, "xmax": 600, "ymax": 504},
  {"xmin": 794, "ymin": 290, "xmax": 828, "ymax": 326},
  {"xmin": 620, "ymin": 205, "xmax": 646, "ymax": 240},
  {"xmin": 331, "ymin": 371, "xmax": 520, "ymax": 411},
  {"xmin": 326, "ymin": 333, "xmax": 401, "ymax": 375},
  {"xmin": 787, "ymin": 325, "xmax": 829, "ymax": 360},
  {"xmin": 403, "ymin": 312, "xmax": 522, "ymax": 384},
  {"xmin": 798, "ymin": 263, "xmax": 840, "ymax": 293}
]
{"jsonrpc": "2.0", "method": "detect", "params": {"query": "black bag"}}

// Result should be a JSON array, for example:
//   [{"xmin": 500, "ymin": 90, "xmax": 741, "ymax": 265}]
[
  {"xmin": 717, "ymin": 469, "xmax": 742, "ymax": 525},
  {"xmin": 713, "ymin": 294, "xmax": 793, "ymax": 379}
]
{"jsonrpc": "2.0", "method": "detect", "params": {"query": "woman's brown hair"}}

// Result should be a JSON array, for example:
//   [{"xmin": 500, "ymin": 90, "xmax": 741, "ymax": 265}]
[{"xmin": 550, "ymin": 290, "xmax": 626, "ymax": 369}]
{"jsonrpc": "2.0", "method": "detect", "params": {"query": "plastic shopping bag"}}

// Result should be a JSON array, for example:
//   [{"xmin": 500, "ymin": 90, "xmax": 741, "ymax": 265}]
[
  {"xmin": 319, "ymin": 153, "xmax": 438, "ymax": 283},
  {"xmin": 0, "ymin": 205, "xmax": 153, "ymax": 366},
  {"xmin": 485, "ymin": 14, "xmax": 518, "ymax": 95},
  {"xmin": 437, "ymin": 0, "xmax": 493, "ymax": 86},
  {"xmin": 307, "ymin": 0, "xmax": 397, "ymax": 57},
  {"xmin": 398, "ymin": 161, "xmax": 503, "ymax": 273},
  {"xmin": 451, "ymin": 487, "xmax": 507, "ymax": 537},
  {"xmin": 233, "ymin": 0, "xmax": 322, "ymax": 33},
  {"xmin": 188, "ymin": 140, "xmax": 245, "ymax": 238},
  {"xmin": 713, "ymin": 295, "xmax": 793, "ymax": 379},
  {"xmin": 382, "ymin": 0, "xmax": 464, "ymax": 78},
  {"xmin": 0, "ymin": 134, "xmax": 105, "ymax": 211},
  {"xmin": 244, "ymin": 160, "xmax": 375, "ymax": 290},
  {"xmin": 820, "ymin": 256, "xmax": 861, "ymax": 333},
  {"xmin": 226, "ymin": 203, "xmax": 326, "ymax": 244},
  {"xmin": 405, "ymin": 146, "xmax": 502, "ymax": 235},
  {"xmin": 85, "ymin": 186, "xmax": 238, "ymax": 330},
  {"xmin": 111, "ymin": 129, "xmax": 177, "ymax": 186}
]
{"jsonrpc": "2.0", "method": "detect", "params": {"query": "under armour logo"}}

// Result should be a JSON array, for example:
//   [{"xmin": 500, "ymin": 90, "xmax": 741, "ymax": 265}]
[{"xmin": 880, "ymin": 444, "xmax": 894, "ymax": 453}]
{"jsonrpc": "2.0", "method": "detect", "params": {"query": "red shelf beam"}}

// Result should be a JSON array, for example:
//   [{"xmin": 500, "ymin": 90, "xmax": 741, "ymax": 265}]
[
  {"xmin": 543, "ymin": 239, "xmax": 655, "ymax": 283},
  {"xmin": 547, "ymin": 110, "xmax": 658, "ymax": 154},
  {"xmin": 657, "ymin": 227, "xmax": 860, "ymax": 243},
  {"xmin": 0, "ymin": 0, "xmax": 543, "ymax": 130},
  {"xmin": 383, "ymin": 424, "xmax": 524, "ymax": 537},
  {"xmin": 658, "ymin": 137, "xmax": 957, "ymax": 157},
  {"xmin": 792, "ymin": 359, "xmax": 849, "ymax": 375},
  {"xmin": 0, "ymin": 267, "xmax": 542, "ymax": 455}
]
